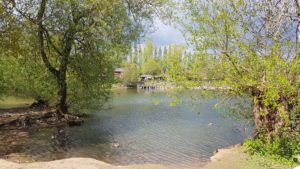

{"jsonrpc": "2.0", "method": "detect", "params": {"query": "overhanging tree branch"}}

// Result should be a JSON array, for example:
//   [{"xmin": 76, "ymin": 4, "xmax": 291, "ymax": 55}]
[
  {"xmin": 223, "ymin": 18, "xmax": 243, "ymax": 77},
  {"xmin": 222, "ymin": 52, "xmax": 243, "ymax": 76}
]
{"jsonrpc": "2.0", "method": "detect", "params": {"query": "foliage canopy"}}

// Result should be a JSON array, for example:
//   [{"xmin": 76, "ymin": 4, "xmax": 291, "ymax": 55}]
[{"xmin": 0, "ymin": 0, "xmax": 165, "ymax": 112}]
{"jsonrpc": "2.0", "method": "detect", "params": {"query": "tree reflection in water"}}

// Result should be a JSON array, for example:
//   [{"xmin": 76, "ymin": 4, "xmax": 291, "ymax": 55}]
[{"xmin": 51, "ymin": 126, "xmax": 69, "ymax": 152}]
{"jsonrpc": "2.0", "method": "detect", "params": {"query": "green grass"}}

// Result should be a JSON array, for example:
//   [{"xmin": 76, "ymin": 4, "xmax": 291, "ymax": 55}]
[
  {"xmin": 203, "ymin": 145, "xmax": 297, "ymax": 169},
  {"xmin": 0, "ymin": 96, "xmax": 33, "ymax": 108}
]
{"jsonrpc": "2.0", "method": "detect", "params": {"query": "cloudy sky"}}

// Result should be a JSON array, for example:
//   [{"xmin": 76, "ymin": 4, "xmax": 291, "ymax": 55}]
[{"xmin": 146, "ymin": 18, "xmax": 186, "ymax": 46}]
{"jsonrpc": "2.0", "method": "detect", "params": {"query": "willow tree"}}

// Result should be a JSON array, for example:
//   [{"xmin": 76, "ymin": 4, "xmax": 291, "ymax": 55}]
[
  {"xmin": 180, "ymin": 0, "xmax": 300, "ymax": 137},
  {"xmin": 2, "ymin": 0, "xmax": 164, "ymax": 113}
]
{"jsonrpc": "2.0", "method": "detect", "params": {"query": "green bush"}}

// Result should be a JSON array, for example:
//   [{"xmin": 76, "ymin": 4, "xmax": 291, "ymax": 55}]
[
  {"xmin": 243, "ymin": 133, "xmax": 300, "ymax": 163},
  {"xmin": 121, "ymin": 63, "xmax": 140, "ymax": 86}
]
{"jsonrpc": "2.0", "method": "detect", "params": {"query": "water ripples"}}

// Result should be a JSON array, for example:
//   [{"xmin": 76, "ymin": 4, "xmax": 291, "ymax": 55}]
[{"xmin": 0, "ymin": 91, "xmax": 253, "ymax": 168}]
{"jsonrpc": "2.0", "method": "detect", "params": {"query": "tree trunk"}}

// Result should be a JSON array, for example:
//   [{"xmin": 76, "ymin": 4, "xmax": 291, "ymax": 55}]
[
  {"xmin": 37, "ymin": 0, "xmax": 68, "ymax": 114},
  {"xmin": 57, "ymin": 34, "xmax": 73, "ymax": 114},
  {"xmin": 253, "ymin": 97, "xmax": 276, "ymax": 138},
  {"xmin": 57, "ymin": 73, "xmax": 68, "ymax": 114},
  {"xmin": 253, "ymin": 95, "xmax": 263, "ymax": 135},
  {"xmin": 252, "ymin": 91, "xmax": 290, "ymax": 138},
  {"xmin": 37, "ymin": 0, "xmax": 76, "ymax": 114}
]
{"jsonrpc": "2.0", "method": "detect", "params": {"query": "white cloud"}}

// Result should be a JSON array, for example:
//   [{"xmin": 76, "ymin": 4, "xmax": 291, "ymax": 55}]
[{"xmin": 147, "ymin": 18, "xmax": 186, "ymax": 46}]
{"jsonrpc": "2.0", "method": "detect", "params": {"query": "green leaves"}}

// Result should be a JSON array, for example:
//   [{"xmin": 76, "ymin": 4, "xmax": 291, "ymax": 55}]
[
  {"xmin": 165, "ymin": 45, "xmax": 187, "ymax": 83},
  {"xmin": 0, "ymin": 56, "xmax": 57, "ymax": 102},
  {"xmin": 121, "ymin": 63, "xmax": 140, "ymax": 86},
  {"xmin": 142, "ymin": 59, "xmax": 162, "ymax": 76},
  {"xmin": 178, "ymin": 1, "xmax": 300, "ymax": 155},
  {"xmin": 0, "ymin": 0, "xmax": 164, "ymax": 111},
  {"xmin": 244, "ymin": 134, "xmax": 300, "ymax": 163}
]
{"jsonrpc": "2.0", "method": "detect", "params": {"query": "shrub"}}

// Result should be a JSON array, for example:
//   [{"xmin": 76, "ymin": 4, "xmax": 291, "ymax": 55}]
[{"xmin": 243, "ymin": 132, "xmax": 300, "ymax": 163}]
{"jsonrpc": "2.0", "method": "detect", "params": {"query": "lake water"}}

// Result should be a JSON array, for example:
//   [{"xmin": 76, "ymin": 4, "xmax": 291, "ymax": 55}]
[{"xmin": 0, "ymin": 90, "xmax": 253, "ymax": 168}]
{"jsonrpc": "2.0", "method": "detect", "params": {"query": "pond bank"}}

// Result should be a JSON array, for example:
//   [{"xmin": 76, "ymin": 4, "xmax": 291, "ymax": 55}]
[
  {"xmin": 202, "ymin": 145, "xmax": 295, "ymax": 169},
  {"xmin": 0, "ymin": 145, "xmax": 295, "ymax": 169},
  {"xmin": 112, "ymin": 82, "xmax": 231, "ymax": 92},
  {"xmin": 0, "ymin": 107, "xmax": 83, "ymax": 129},
  {"xmin": 0, "ymin": 158, "xmax": 168, "ymax": 169}
]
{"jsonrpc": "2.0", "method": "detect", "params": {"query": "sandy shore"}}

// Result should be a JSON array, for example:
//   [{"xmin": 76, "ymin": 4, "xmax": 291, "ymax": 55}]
[
  {"xmin": 0, "ymin": 145, "xmax": 296, "ymax": 169},
  {"xmin": 0, "ymin": 158, "xmax": 169, "ymax": 169}
]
